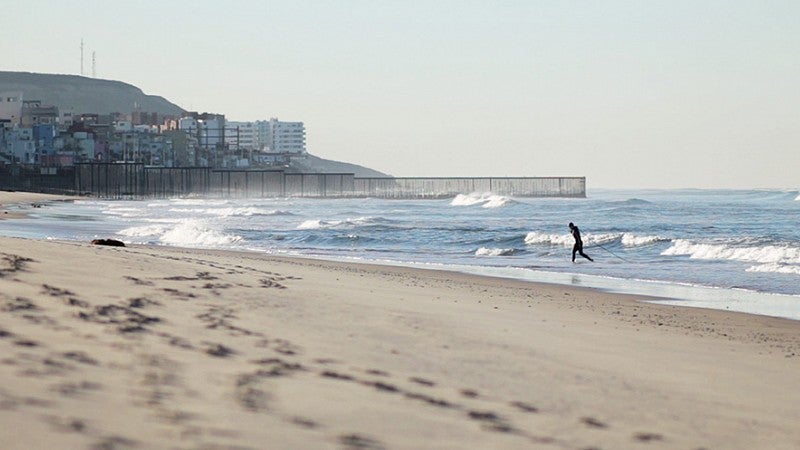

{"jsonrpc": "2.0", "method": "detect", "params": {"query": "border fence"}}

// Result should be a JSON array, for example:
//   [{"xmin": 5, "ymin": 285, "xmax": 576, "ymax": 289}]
[
  {"xmin": 353, "ymin": 177, "xmax": 584, "ymax": 198},
  {"xmin": 1, "ymin": 163, "xmax": 585, "ymax": 199}
]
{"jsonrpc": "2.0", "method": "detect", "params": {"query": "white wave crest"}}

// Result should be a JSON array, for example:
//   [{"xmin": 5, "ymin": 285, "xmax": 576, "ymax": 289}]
[
  {"xmin": 662, "ymin": 239, "xmax": 800, "ymax": 264},
  {"xmin": 160, "ymin": 221, "xmax": 242, "ymax": 247},
  {"xmin": 524, "ymin": 232, "xmax": 572, "ymax": 246},
  {"xmin": 451, "ymin": 193, "xmax": 514, "ymax": 208},
  {"xmin": 297, "ymin": 219, "xmax": 331, "ymax": 230},
  {"xmin": 746, "ymin": 263, "xmax": 800, "ymax": 275},
  {"xmin": 525, "ymin": 231, "xmax": 621, "ymax": 247},
  {"xmin": 211, "ymin": 207, "xmax": 292, "ymax": 217},
  {"xmin": 483, "ymin": 196, "xmax": 514, "ymax": 208},
  {"xmin": 168, "ymin": 207, "xmax": 288, "ymax": 217},
  {"xmin": 297, "ymin": 217, "xmax": 381, "ymax": 230},
  {"xmin": 621, "ymin": 233, "xmax": 666, "ymax": 247},
  {"xmin": 169, "ymin": 199, "xmax": 230, "ymax": 206},
  {"xmin": 475, "ymin": 247, "xmax": 515, "ymax": 256},
  {"xmin": 583, "ymin": 233, "xmax": 621, "ymax": 246}
]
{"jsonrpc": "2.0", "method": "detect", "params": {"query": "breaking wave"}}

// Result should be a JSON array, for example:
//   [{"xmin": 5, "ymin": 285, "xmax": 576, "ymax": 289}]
[
  {"xmin": 160, "ymin": 221, "xmax": 242, "ymax": 247},
  {"xmin": 662, "ymin": 239, "xmax": 800, "ymax": 265},
  {"xmin": 746, "ymin": 263, "xmax": 800, "ymax": 275},
  {"xmin": 451, "ymin": 193, "xmax": 515, "ymax": 208},
  {"xmin": 620, "ymin": 233, "xmax": 668, "ymax": 247},
  {"xmin": 297, "ymin": 216, "xmax": 385, "ymax": 230},
  {"xmin": 524, "ymin": 231, "xmax": 621, "ymax": 247},
  {"xmin": 119, "ymin": 220, "xmax": 241, "ymax": 247},
  {"xmin": 475, "ymin": 247, "xmax": 516, "ymax": 256},
  {"xmin": 524, "ymin": 232, "xmax": 572, "ymax": 246}
]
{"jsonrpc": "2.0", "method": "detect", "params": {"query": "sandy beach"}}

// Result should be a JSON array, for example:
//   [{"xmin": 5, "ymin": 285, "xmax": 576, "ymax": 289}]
[{"xmin": 1, "ymin": 193, "xmax": 799, "ymax": 449}]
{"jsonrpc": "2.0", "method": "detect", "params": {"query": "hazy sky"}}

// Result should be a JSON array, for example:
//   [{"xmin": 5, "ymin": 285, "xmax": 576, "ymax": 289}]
[{"xmin": 4, "ymin": 1, "xmax": 799, "ymax": 188}]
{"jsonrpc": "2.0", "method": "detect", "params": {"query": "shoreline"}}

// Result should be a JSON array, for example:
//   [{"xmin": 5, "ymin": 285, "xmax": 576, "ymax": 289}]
[
  {"xmin": 2, "ymin": 191, "xmax": 799, "ymax": 322},
  {"xmin": 1, "ymin": 235, "xmax": 799, "ymax": 448},
  {"xmin": 306, "ymin": 255, "xmax": 800, "ymax": 321},
  {"xmin": 0, "ymin": 191, "xmax": 74, "ymax": 220}
]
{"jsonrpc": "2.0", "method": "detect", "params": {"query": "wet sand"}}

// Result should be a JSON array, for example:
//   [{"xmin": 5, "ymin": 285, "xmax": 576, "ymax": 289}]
[
  {"xmin": 0, "ymin": 191, "xmax": 73, "ymax": 220},
  {"xmin": 1, "ymin": 193, "xmax": 799, "ymax": 449}
]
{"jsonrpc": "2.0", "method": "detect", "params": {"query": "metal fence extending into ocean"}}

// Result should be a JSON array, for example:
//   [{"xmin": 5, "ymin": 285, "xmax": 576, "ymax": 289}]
[{"xmin": 1, "ymin": 164, "xmax": 586, "ymax": 198}]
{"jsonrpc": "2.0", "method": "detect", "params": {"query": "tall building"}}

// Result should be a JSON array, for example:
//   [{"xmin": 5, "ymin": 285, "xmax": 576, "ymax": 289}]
[
  {"xmin": 226, "ymin": 118, "xmax": 306, "ymax": 155},
  {"xmin": 267, "ymin": 118, "xmax": 305, "ymax": 154},
  {"xmin": 179, "ymin": 113, "xmax": 226, "ymax": 166},
  {"xmin": 225, "ymin": 121, "xmax": 258, "ymax": 151}
]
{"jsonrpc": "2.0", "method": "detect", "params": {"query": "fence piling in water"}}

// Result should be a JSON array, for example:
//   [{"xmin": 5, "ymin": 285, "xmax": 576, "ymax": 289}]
[{"xmin": 2, "ymin": 163, "xmax": 586, "ymax": 199}]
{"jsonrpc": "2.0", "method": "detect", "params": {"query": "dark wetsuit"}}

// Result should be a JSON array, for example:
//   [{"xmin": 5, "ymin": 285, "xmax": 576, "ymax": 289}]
[{"xmin": 570, "ymin": 225, "xmax": 593, "ymax": 262}]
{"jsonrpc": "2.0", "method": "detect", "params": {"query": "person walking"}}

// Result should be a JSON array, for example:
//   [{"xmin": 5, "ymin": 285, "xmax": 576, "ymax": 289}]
[{"xmin": 569, "ymin": 222, "xmax": 593, "ymax": 262}]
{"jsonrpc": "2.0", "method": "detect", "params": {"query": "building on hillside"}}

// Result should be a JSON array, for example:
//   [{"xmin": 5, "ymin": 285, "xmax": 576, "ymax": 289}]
[
  {"xmin": 223, "ymin": 118, "xmax": 306, "ymax": 167},
  {"xmin": 55, "ymin": 127, "xmax": 96, "ymax": 164},
  {"xmin": 226, "ymin": 121, "xmax": 257, "ymax": 151},
  {"xmin": 32, "ymin": 124, "xmax": 57, "ymax": 158},
  {"xmin": 267, "ymin": 118, "xmax": 305, "ymax": 154},
  {"xmin": 20, "ymin": 101, "xmax": 59, "ymax": 128},
  {"xmin": 0, "ymin": 127, "xmax": 33, "ymax": 164},
  {"xmin": 178, "ymin": 112, "xmax": 227, "ymax": 167},
  {"xmin": 162, "ymin": 130, "xmax": 197, "ymax": 167},
  {"xmin": 114, "ymin": 121, "xmax": 134, "ymax": 133},
  {"xmin": 131, "ymin": 111, "xmax": 160, "ymax": 126},
  {"xmin": 0, "ymin": 92, "xmax": 23, "ymax": 125},
  {"xmin": 60, "ymin": 108, "xmax": 76, "ymax": 130}
]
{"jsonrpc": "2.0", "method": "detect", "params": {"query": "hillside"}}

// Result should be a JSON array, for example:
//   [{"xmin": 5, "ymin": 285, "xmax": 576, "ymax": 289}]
[
  {"xmin": 0, "ymin": 71, "xmax": 184, "ymax": 116},
  {"xmin": 289, "ymin": 154, "xmax": 391, "ymax": 178}
]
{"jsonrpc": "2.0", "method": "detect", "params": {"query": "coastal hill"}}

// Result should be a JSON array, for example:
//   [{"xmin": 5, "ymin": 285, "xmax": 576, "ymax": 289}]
[
  {"xmin": 290, "ymin": 154, "xmax": 390, "ymax": 178},
  {"xmin": 0, "ymin": 71, "xmax": 184, "ymax": 116},
  {"xmin": 0, "ymin": 71, "xmax": 391, "ymax": 177}
]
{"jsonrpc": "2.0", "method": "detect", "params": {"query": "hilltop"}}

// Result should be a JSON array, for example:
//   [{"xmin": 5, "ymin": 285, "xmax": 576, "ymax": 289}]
[{"xmin": 0, "ymin": 71, "xmax": 184, "ymax": 116}]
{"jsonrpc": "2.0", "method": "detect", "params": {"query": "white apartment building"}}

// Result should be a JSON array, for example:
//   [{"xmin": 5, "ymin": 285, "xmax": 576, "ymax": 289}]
[
  {"xmin": 226, "ymin": 118, "xmax": 305, "ymax": 154},
  {"xmin": 179, "ymin": 117, "xmax": 224, "ymax": 150},
  {"xmin": 267, "ymin": 118, "xmax": 305, "ymax": 154},
  {"xmin": 226, "ymin": 121, "xmax": 258, "ymax": 151}
]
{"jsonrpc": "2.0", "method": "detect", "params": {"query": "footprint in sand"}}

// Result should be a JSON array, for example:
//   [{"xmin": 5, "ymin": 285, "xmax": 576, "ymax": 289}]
[
  {"xmin": 581, "ymin": 416, "xmax": 608, "ymax": 429},
  {"xmin": 339, "ymin": 433, "xmax": 385, "ymax": 450}
]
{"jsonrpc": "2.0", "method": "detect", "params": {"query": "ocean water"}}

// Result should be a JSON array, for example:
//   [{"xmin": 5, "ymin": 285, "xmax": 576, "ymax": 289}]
[{"xmin": 3, "ymin": 189, "xmax": 800, "ymax": 320}]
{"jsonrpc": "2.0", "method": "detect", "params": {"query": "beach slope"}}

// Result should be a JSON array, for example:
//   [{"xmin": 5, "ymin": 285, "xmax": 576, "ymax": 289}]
[{"xmin": 0, "ymin": 236, "xmax": 799, "ymax": 449}]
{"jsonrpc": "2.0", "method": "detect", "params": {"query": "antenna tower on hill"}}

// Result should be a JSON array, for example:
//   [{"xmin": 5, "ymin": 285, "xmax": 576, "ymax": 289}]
[
  {"xmin": 80, "ymin": 38, "xmax": 84, "ymax": 76},
  {"xmin": 92, "ymin": 51, "xmax": 96, "ymax": 78}
]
